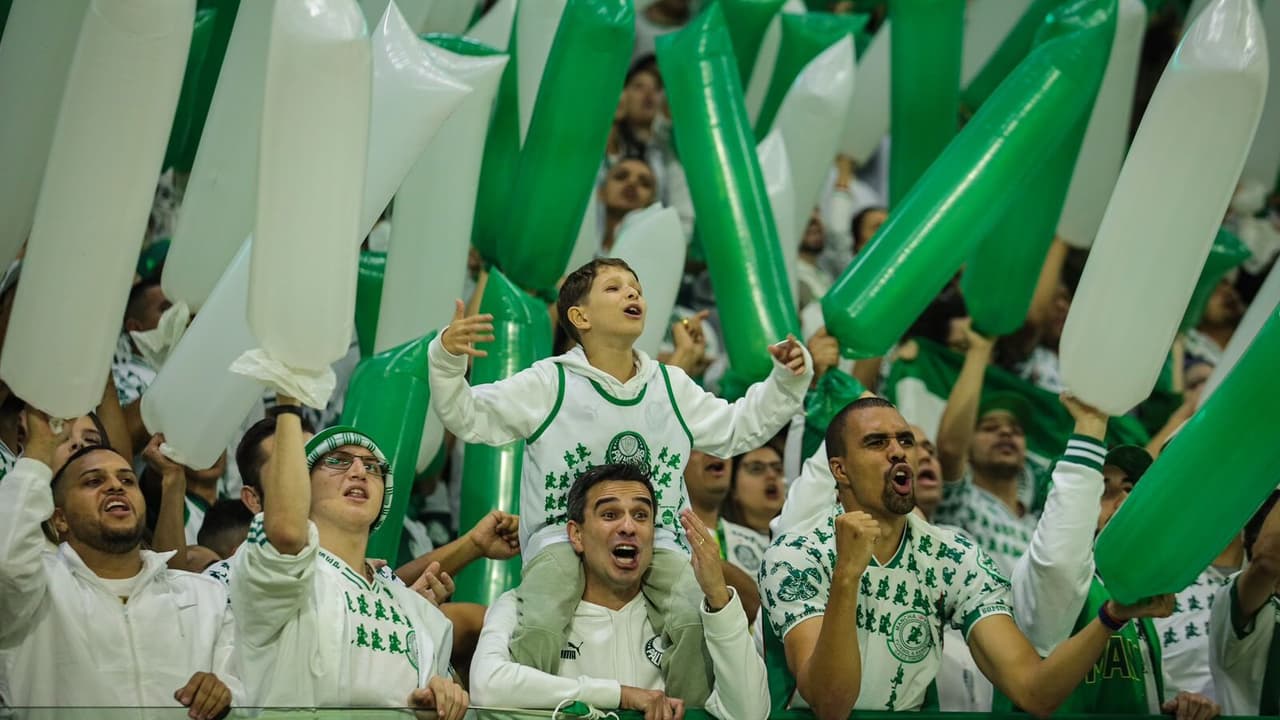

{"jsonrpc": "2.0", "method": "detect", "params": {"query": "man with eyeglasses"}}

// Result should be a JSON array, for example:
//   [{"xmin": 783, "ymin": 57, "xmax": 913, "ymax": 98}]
[{"xmin": 228, "ymin": 398, "xmax": 467, "ymax": 717}]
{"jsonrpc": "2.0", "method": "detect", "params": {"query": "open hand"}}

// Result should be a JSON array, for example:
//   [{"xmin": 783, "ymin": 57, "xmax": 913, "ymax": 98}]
[
  {"xmin": 173, "ymin": 671, "xmax": 231, "ymax": 720},
  {"xmin": 440, "ymin": 299, "xmax": 495, "ymax": 358},
  {"xmin": 768, "ymin": 334, "xmax": 807, "ymax": 376},
  {"xmin": 669, "ymin": 310, "xmax": 711, "ymax": 376},
  {"xmin": 19, "ymin": 407, "xmax": 72, "ymax": 468},
  {"xmin": 408, "ymin": 675, "xmax": 469, "ymax": 720},
  {"xmin": 409, "ymin": 561, "xmax": 455, "ymax": 607},
  {"xmin": 680, "ymin": 509, "xmax": 730, "ymax": 611},
  {"xmin": 467, "ymin": 510, "xmax": 520, "ymax": 560}
]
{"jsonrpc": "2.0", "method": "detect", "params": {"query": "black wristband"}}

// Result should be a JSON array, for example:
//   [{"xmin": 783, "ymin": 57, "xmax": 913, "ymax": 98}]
[
  {"xmin": 1098, "ymin": 602, "xmax": 1126, "ymax": 632},
  {"xmin": 269, "ymin": 405, "xmax": 304, "ymax": 420}
]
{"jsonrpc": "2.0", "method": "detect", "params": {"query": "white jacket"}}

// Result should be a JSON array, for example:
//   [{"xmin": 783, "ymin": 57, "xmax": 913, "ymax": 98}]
[
  {"xmin": 0, "ymin": 458, "xmax": 240, "ymax": 708},
  {"xmin": 471, "ymin": 588, "xmax": 768, "ymax": 720},
  {"xmin": 229, "ymin": 516, "xmax": 454, "ymax": 706}
]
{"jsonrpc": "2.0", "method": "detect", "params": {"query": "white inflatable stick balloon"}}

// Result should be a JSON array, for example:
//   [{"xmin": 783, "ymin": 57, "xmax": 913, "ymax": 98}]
[
  {"xmin": 0, "ymin": 0, "xmax": 193, "ymax": 419},
  {"xmin": 838, "ymin": 20, "xmax": 889, "ymax": 165},
  {"xmin": 1060, "ymin": 0, "xmax": 1268, "ymax": 416},
  {"xmin": 424, "ymin": 0, "xmax": 478, "ymax": 34},
  {"xmin": 0, "ymin": 0, "xmax": 90, "ymax": 273},
  {"xmin": 361, "ymin": 0, "xmax": 433, "ymax": 33},
  {"xmin": 377, "ymin": 42, "xmax": 507, "ymax": 352},
  {"xmin": 164, "ymin": 0, "xmax": 278, "ymax": 310},
  {"xmin": 148, "ymin": 0, "xmax": 472, "ymax": 460},
  {"xmin": 1201, "ymin": 263, "xmax": 1280, "ymax": 406},
  {"xmin": 1057, "ymin": 0, "xmax": 1145, "ymax": 249},
  {"xmin": 608, "ymin": 206, "xmax": 687, "ymax": 358},
  {"xmin": 961, "ymin": 0, "xmax": 1033, "ymax": 86},
  {"xmin": 1242, "ymin": 1, "xmax": 1280, "ymax": 190},
  {"xmin": 758, "ymin": 128, "xmax": 797, "ymax": 302},
  {"xmin": 775, "ymin": 36, "xmax": 856, "ymax": 255},
  {"xmin": 744, "ymin": 12, "xmax": 781, "ymax": 126},
  {"xmin": 516, "ymin": 0, "xmax": 567, "ymax": 144},
  {"xmin": 468, "ymin": 0, "xmax": 517, "ymax": 51},
  {"xmin": 567, "ymin": 189, "xmax": 603, "ymax": 273},
  {"xmin": 249, "ymin": 0, "xmax": 370, "ymax": 373}
]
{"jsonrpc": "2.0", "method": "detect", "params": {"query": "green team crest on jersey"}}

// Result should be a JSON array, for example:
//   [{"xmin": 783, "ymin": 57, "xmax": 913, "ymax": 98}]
[
  {"xmin": 406, "ymin": 630, "xmax": 419, "ymax": 672},
  {"xmin": 889, "ymin": 611, "xmax": 933, "ymax": 663},
  {"xmin": 606, "ymin": 431, "xmax": 651, "ymax": 468}
]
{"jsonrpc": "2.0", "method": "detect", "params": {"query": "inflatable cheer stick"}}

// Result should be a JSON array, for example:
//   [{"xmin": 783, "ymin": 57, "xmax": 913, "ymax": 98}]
[
  {"xmin": 755, "ymin": 12, "xmax": 862, "ymax": 139},
  {"xmin": 758, "ymin": 129, "xmax": 798, "ymax": 300},
  {"xmin": 837, "ymin": 18, "xmax": 888, "ymax": 164},
  {"xmin": 164, "ymin": 0, "xmax": 277, "ymax": 311},
  {"xmin": 1200, "ymin": 262, "xmax": 1280, "ymax": 406},
  {"xmin": 514, "ymin": 0, "xmax": 564, "ymax": 144},
  {"xmin": 963, "ymin": 0, "xmax": 1114, "ymax": 338},
  {"xmin": 0, "ymin": 0, "xmax": 90, "ymax": 273},
  {"xmin": 1057, "ymin": 0, "xmax": 1145, "ymax": 249},
  {"xmin": 497, "ymin": 0, "xmax": 634, "ymax": 292},
  {"xmin": 143, "ymin": 1, "xmax": 471, "ymax": 468},
  {"xmin": 961, "ymin": 0, "xmax": 1067, "ymax": 113},
  {"xmin": 658, "ymin": 4, "xmax": 800, "ymax": 382},
  {"xmin": 467, "ymin": 0, "xmax": 516, "ymax": 51},
  {"xmin": 822, "ymin": 0, "xmax": 1113, "ymax": 359},
  {"xmin": 341, "ymin": 332, "xmax": 436, "ymax": 561},
  {"xmin": 962, "ymin": 0, "xmax": 1034, "ymax": 87},
  {"xmin": 0, "ymin": 0, "xmax": 193, "ymax": 419},
  {"xmin": 1059, "ymin": 0, "xmax": 1267, "ymax": 416},
  {"xmin": 376, "ymin": 36, "xmax": 506, "ymax": 353},
  {"xmin": 720, "ymin": 0, "xmax": 786, "ymax": 85},
  {"xmin": 355, "ymin": 250, "xmax": 386, "ymax": 359},
  {"xmin": 1240, "ymin": 0, "xmax": 1280, "ymax": 190},
  {"xmin": 454, "ymin": 268, "xmax": 548, "ymax": 605},
  {"xmin": 470, "ymin": 1, "xmax": 519, "ymax": 265},
  {"xmin": 608, "ymin": 206, "xmax": 687, "ymax": 358},
  {"xmin": 246, "ymin": 0, "xmax": 370, "ymax": 373},
  {"xmin": 161, "ymin": 8, "xmax": 215, "ymax": 172},
  {"xmin": 889, "ymin": 0, "xmax": 964, "ymax": 206},
  {"xmin": 1096, "ymin": 306, "xmax": 1280, "ymax": 604}
]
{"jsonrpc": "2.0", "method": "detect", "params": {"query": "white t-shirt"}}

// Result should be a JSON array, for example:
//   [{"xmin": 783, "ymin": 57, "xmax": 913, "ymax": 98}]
[
  {"xmin": 1157, "ymin": 564, "xmax": 1235, "ymax": 700},
  {"xmin": 934, "ymin": 472, "xmax": 1041, "ymax": 577},
  {"xmin": 719, "ymin": 518, "xmax": 768, "ymax": 578},
  {"xmin": 1209, "ymin": 571, "xmax": 1280, "ymax": 715},
  {"xmin": 761, "ymin": 508, "xmax": 1013, "ymax": 712}
]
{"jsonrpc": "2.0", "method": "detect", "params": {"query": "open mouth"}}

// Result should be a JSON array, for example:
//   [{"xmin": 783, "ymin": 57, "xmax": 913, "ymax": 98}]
[
  {"xmin": 103, "ymin": 498, "xmax": 132, "ymax": 517},
  {"xmin": 916, "ymin": 466, "xmax": 939, "ymax": 487},
  {"xmin": 611, "ymin": 543, "xmax": 640, "ymax": 569},
  {"xmin": 994, "ymin": 441, "xmax": 1018, "ymax": 454},
  {"xmin": 623, "ymin": 303, "xmax": 643, "ymax": 319},
  {"xmin": 343, "ymin": 486, "xmax": 369, "ymax": 502},
  {"xmin": 888, "ymin": 463, "xmax": 914, "ymax": 496},
  {"xmin": 764, "ymin": 482, "xmax": 783, "ymax": 501},
  {"xmin": 704, "ymin": 459, "xmax": 727, "ymax": 476}
]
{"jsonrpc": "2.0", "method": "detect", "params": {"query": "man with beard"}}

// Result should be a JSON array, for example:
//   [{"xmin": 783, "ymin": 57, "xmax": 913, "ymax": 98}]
[
  {"xmin": 760, "ymin": 397, "xmax": 1175, "ymax": 718},
  {"xmin": 598, "ymin": 157, "xmax": 658, "ymax": 254},
  {"xmin": 796, "ymin": 209, "xmax": 834, "ymax": 313},
  {"xmin": 936, "ymin": 327, "xmax": 1041, "ymax": 574},
  {"xmin": 0, "ymin": 410, "xmax": 237, "ymax": 715},
  {"xmin": 1184, "ymin": 278, "xmax": 1246, "ymax": 368}
]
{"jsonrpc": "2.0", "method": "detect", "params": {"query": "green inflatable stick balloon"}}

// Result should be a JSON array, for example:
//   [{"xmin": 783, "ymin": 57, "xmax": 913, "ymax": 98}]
[
  {"xmin": 471, "ymin": 6, "xmax": 520, "ymax": 266},
  {"xmin": 340, "ymin": 331, "xmax": 436, "ymax": 562},
  {"xmin": 889, "ymin": 0, "xmax": 964, "ymax": 206},
  {"xmin": 1179, "ymin": 227, "xmax": 1251, "ymax": 331},
  {"xmin": 963, "ymin": 0, "xmax": 1114, "ymax": 338},
  {"xmin": 802, "ymin": 368, "xmax": 867, "ymax": 460},
  {"xmin": 1096, "ymin": 306, "xmax": 1280, "ymax": 604},
  {"xmin": 454, "ymin": 268, "xmax": 551, "ymax": 605},
  {"xmin": 716, "ymin": 0, "xmax": 786, "ymax": 85},
  {"xmin": 755, "ymin": 12, "xmax": 866, "ymax": 139},
  {"xmin": 163, "ymin": 8, "xmax": 216, "ymax": 173},
  {"xmin": 658, "ymin": 5, "xmax": 799, "ymax": 382},
  {"xmin": 176, "ymin": 0, "xmax": 240, "ymax": 173},
  {"xmin": 962, "ymin": 0, "xmax": 1071, "ymax": 115},
  {"xmin": 355, "ymin": 250, "xmax": 387, "ymax": 359},
  {"xmin": 495, "ymin": 0, "xmax": 634, "ymax": 291},
  {"xmin": 822, "ymin": 0, "xmax": 1114, "ymax": 359}
]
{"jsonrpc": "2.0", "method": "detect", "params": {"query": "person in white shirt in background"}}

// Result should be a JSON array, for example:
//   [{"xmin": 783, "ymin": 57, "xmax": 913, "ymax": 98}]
[
  {"xmin": 472, "ymin": 462, "xmax": 769, "ymax": 720},
  {"xmin": 1209, "ymin": 491, "xmax": 1280, "ymax": 716},
  {"xmin": 228, "ymin": 398, "xmax": 465, "ymax": 716},
  {"xmin": 796, "ymin": 209, "xmax": 835, "ymax": 314},
  {"xmin": 0, "ymin": 410, "xmax": 237, "ymax": 716},
  {"xmin": 684, "ymin": 450, "xmax": 764, "ymax": 618},
  {"xmin": 819, "ymin": 153, "xmax": 885, "ymax": 278}
]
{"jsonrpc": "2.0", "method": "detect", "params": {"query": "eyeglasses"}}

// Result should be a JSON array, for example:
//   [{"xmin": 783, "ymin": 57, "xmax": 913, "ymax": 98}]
[
  {"xmin": 320, "ymin": 451, "xmax": 389, "ymax": 479},
  {"xmin": 741, "ymin": 461, "xmax": 784, "ymax": 475}
]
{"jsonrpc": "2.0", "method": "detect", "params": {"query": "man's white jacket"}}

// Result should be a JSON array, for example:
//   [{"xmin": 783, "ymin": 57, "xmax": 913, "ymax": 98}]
[
  {"xmin": 0, "ymin": 458, "xmax": 240, "ymax": 707},
  {"xmin": 229, "ymin": 516, "xmax": 454, "ymax": 706},
  {"xmin": 471, "ymin": 587, "xmax": 769, "ymax": 720}
]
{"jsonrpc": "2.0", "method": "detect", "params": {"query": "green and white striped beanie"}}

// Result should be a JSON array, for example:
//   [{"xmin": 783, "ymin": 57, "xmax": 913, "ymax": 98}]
[{"xmin": 304, "ymin": 425, "xmax": 394, "ymax": 532}]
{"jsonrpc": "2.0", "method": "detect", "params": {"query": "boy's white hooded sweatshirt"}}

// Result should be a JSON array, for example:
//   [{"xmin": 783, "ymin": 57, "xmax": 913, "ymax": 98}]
[
  {"xmin": 0, "ymin": 458, "xmax": 240, "ymax": 708},
  {"xmin": 428, "ymin": 339, "xmax": 812, "ymax": 560}
]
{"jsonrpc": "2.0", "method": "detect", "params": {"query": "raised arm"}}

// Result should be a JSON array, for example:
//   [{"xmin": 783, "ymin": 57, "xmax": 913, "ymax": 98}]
[
  {"xmin": 143, "ymin": 433, "xmax": 190, "ymax": 570},
  {"xmin": 936, "ymin": 325, "xmax": 993, "ymax": 482},
  {"xmin": 783, "ymin": 512, "xmax": 879, "ymax": 720},
  {"xmin": 1010, "ymin": 396, "xmax": 1108, "ymax": 654},
  {"xmin": 969, "ymin": 595, "xmax": 1174, "ymax": 718},
  {"xmin": 1231, "ymin": 501, "xmax": 1280, "ymax": 630},
  {"xmin": 260, "ymin": 396, "xmax": 310, "ymax": 554},
  {"xmin": 395, "ymin": 510, "xmax": 520, "ymax": 584}
]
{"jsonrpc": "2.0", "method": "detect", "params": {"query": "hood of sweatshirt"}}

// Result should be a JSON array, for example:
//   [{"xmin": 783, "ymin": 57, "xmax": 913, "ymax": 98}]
[{"xmin": 551, "ymin": 346, "xmax": 659, "ymax": 401}]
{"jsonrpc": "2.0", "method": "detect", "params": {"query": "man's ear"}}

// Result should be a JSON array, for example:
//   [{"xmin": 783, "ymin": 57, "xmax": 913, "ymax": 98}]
[
  {"xmin": 241, "ymin": 486, "xmax": 262, "ymax": 515},
  {"xmin": 829, "ymin": 457, "xmax": 848, "ymax": 485},
  {"xmin": 567, "ymin": 305, "xmax": 590, "ymax": 337},
  {"xmin": 51, "ymin": 507, "xmax": 70, "ymax": 538},
  {"xmin": 568, "ymin": 519, "xmax": 585, "ymax": 554}
]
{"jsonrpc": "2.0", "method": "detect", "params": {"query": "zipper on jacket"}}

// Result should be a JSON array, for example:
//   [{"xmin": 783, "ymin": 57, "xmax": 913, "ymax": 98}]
[{"xmin": 122, "ymin": 599, "xmax": 146, "ymax": 718}]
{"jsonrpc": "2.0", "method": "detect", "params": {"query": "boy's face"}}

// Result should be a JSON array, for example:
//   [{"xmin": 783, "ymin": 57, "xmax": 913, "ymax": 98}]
[{"xmin": 573, "ymin": 267, "xmax": 646, "ymax": 342}]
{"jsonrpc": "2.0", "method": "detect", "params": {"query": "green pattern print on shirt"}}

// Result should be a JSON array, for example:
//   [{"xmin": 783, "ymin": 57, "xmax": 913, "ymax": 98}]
[
  {"xmin": 772, "ymin": 560, "xmax": 823, "ymax": 602},
  {"xmin": 345, "ymin": 585, "xmax": 418, "ymax": 672}
]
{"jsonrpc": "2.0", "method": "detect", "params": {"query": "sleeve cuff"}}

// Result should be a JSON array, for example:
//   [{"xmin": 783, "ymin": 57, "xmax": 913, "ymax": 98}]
[
  {"xmin": 577, "ymin": 677, "xmax": 623, "ymax": 710},
  {"xmin": 961, "ymin": 604, "xmax": 1014, "ymax": 641},
  {"xmin": 1062, "ymin": 435, "xmax": 1106, "ymax": 472},
  {"xmin": 701, "ymin": 587, "xmax": 748, "ymax": 637},
  {"xmin": 428, "ymin": 330, "xmax": 469, "ymax": 374}
]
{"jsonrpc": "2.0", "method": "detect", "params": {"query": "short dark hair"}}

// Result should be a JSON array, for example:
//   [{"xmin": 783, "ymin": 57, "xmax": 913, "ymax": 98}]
[
  {"xmin": 850, "ymin": 205, "xmax": 887, "ymax": 248},
  {"xmin": 236, "ymin": 412, "xmax": 316, "ymax": 495},
  {"xmin": 51, "ymin": 444, "xmax": 132, "ymax": 502},
  {"xmin": 625, "ymin": 54, "xmax": 661, "ymax": 88},
  {"xmin": 125, "ymin": 277, "xmax": 163, "ymax": 323},
  {"xmin": 556, "ymin": 258, "xmax": 639, "ymax": 345},
  {"xmin": 567, "ymin": 462, "xmax": 655, "ymax": 525},
  {"xmin": 1245, "ymin": 491, "xmax": 1280, "ymax": 559},
  {"xmin": 197, "ymin": 499, "xmax": 254, "ymax": 558},
  {"xmin": 824, "ymin": 396, "xmax": 898, "ymax": 459}
]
